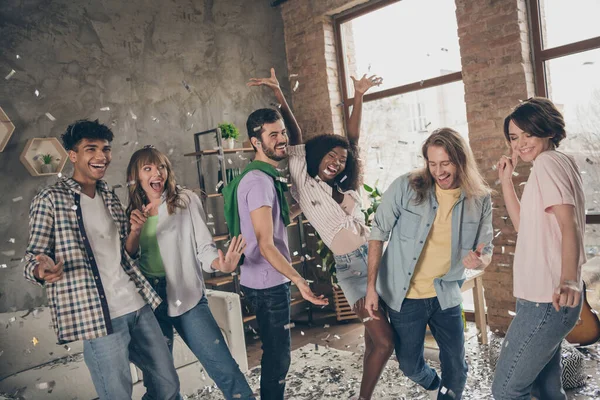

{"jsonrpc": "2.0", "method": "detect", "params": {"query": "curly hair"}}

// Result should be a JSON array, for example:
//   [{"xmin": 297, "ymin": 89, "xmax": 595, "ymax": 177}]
[
  {"xmin": 125, "ymin": 147, "xmax": 189, "ymax": 216},
  {"xmin": 503, "ymin": 97, "xmax": 566, "ymax": 148},
  {"xmin": 61, "ymin": 119, "xmax": 114, "ymax": 151},
  {"xmin": 305, "ymin": 134, "xmax": 362, "ymax": 191}
]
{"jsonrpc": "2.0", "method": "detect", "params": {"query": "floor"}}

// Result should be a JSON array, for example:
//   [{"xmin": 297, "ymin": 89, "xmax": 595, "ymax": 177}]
[{"xmin": 244, "ymin": 310, "xmax": 600, "ymax": 399}]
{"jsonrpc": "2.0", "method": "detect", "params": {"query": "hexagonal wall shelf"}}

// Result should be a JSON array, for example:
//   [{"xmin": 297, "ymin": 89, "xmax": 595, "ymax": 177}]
[
  {"xmin": 0, "ymin": 106, "xmax": 16, "ymax": 152},
  {"xmin": 20, "ymin": 138, "xmax": 68, "ymax": 177}
]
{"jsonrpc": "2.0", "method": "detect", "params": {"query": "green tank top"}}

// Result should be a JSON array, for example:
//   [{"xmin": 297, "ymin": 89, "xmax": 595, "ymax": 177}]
[{"xmin": 139, "ymin": 215, "xmax": 166, "ymax": 277}]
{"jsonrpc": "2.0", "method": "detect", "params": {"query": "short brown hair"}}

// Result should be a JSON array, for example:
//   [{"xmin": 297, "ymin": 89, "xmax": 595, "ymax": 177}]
[{"xmin": 503, "ymin": 97, "xmax": 566, "ymax": 148}]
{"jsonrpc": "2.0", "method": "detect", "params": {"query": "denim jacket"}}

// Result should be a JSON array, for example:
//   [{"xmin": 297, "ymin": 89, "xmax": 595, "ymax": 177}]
[{"xmin": 370, "ymin": 174, "xmax": 493, "ymax": 312}]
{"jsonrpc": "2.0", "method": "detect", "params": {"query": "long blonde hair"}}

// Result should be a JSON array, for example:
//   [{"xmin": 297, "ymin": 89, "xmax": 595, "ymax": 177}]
[
  {"xmin": 409, "ymin": 128, "xmax": 491, "ymax": 204},
  {"xmin": 126, "ymin": 147, "xmax": 189, "ymax": 216}
]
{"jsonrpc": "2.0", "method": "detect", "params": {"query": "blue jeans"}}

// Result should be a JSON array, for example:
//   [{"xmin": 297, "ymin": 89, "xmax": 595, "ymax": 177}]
[
  {"xmin": 492, "ymin": 298, "xmax": 582, "ymax": 400},
  {"xmin": 149, "ymin": 277, "xmax": 254, "ymax": 400},
  {"xmin": 83, "ymin": 304, "xmax": 181, "ymax": 400},
  {"xmin": 242, "ymin": 283, "xmax": 291, "ymax": 400},
  {"xmin": 387, "ymin": 297, "xmax": 468, "ymax": 400}
]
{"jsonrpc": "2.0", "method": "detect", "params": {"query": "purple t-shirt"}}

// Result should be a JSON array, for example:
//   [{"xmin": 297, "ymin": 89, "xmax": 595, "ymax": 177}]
[{"xmin": 237, "ymin": 170, "xmax": 291, "ymax": 289}]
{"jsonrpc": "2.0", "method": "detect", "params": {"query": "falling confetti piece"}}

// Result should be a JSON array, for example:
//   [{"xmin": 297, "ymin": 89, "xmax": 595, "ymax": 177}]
[
  {"xmin": 35, "ymin": 89, "xmax": 39, "ymax": 97},
  {"xmin": 324, "ymin": 324, "xmax": 330, "ymax": 329},
  {"xmin": 214, "ymin": 339, "xmax": 220, "ymax": 344},
  {"xmin": 508, "ymin": 310, "xmax": 516, "ymax": 316},
  {"xmin": 12, "ymin": 196, "xmax": 23, "ymax": 202},
  {"xmin": 284, "ymin": 322, "xmax": 295, "ymax": 330},
  {"xmin": 231, "ymin": 272, "xmax": 238, "ymax": 276},
  {"xmin": 494, "ymin": 179, "xmax": 501, "ymax": 186},
  {"xmin": 491, "ymin": 164, "xmax": 497, "ymax": 171},
  {"xmin": 71, "ymin": 205, "xmax": 78, "ymax": 211},
  {"xmin": 301, "ymin": 331, "xmax": 305, "ymax": 336},
  {"xmin": 0, "ymin": 264, "xmax": 7, "ymax": 269},
  {"xmin": 100, "ymin": 107, "xmax": 110, "ymax": 111},
  {"xmin": 253, "ymin": 126, "xmax": 262, "ymax": 132},
  {"xmin": 362, "ymin": 317, "xmax": 373, "ymax": 323},
  {"xmin": 494, "ymin": 231, "xmax": 502, "ymax": 238},
  {"xmin": 36, "ymin": 381, "xmax": 55, "ymax": 390},
  {"xmin": 293, "ymin": 251, "xmax": 299, "ymax": 256},
  {"xmin": 8, "ymin": 238, "xmax": 15, "ymax": 243},
  {"xmin": 2, "ymin": 250, "xmax": 15, "ymax": 256},
  {"xmin": 441, "ymin": 386, "xmax": 448, "ymax": 394},
  {"xmin": 130, "ymin": 110, "xmax": 137, "ymax": 120},
  {"xmin": 175, "ymin": 300, "xmax": 182, "ymax": 307},
  {"xmin": 289, "ymin": 74, "xmax": 298, "ymax": 78},
  {"xmin": 182, "ymin": 80, "xmax": 192, "ymax": 92},
  {"xmin": 339, "ymin": 175, "xmax": 347, "ymax": 183},
  {"xmin": 126, "ymin": 180, "xmax": 136, "ymax": 187},
  {"xmin": 279, "ymin": 379, "xmax": 286, "ymax": 384},
  {"xmin": 585, "ymin": 158, "xmax": 594, "ymax": 165},
  {"xmin": 512, "ymin": 171, "xmax": 519, "ymax": 177},
  {"xmin": 16, "ymin": 55, "xmax": 20, "ymax": 59},
  {"xmin": 45, "ymin": 112, "xmax": 56, "ymax": 121},
  {"xmin": 32, "ymin": 337, "xmax": 39, "ymax": 346},
  {"xmin": 228, "ymin": 159, "xmax": 233, "ymax": 164},
  {"xmin": 5, "ymin": 69, "xmax": 16, "ymax": 80},
  {"xmin": 216, "ymin": 181, "xmax": 224, "ymax": 191},
  {"xmin": 519, "ymin": 182, "xmax": 526, "ymax": 186},
  {"xmin": 233, "ymin": 395, "xmax": 241, "ymax": 399},
  {"xmin": 498, "ymin": 263, "xmax": 510, "ymax": 267},
  {"xmin": 293, "ymin": 81, "xmax": 299, "ymax": 91},
  {"xmin": 334, "ymin": 334, "xmax": 341, "ymax": 339}
]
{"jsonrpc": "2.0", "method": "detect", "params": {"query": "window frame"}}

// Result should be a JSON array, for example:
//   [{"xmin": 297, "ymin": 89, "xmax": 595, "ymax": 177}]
[
  {"xmin": 529, "ymin": 0, "xmax": 600, "ymax": 223},
  {"xmin": 333, "ymin": 0, "xmax": 463, "ymax": 127}
]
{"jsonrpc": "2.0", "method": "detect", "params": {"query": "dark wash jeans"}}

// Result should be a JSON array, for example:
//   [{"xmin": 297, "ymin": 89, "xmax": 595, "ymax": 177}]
[{"xmin": 242, "ymin": 282, "xmax": 292, "ymax": 400}]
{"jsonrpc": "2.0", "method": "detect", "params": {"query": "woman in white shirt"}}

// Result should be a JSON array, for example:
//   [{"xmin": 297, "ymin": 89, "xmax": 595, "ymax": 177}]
[
  {"xmin": 248, "ymin": 70, "xmax": 394, "ymax": 400},
  {"xmin": 125, "ymin": 146, "xmax": 254, "ymax": 400}
]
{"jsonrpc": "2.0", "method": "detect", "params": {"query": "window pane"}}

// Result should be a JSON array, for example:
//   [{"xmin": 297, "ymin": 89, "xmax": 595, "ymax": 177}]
[
  {"xmin": 539, "ymin": 0, "xmax": 600, "ymax": 49},
  {"xmin": 545, "ymin": 48, "xmax": 600, "ymax": 214},
  {"xmin": 339, "ymin": 0, "xmax": 462, "ymax": 99},
  {"xmin": 358, "ymin": 81, "xmax": 468, "ymax": 191}
]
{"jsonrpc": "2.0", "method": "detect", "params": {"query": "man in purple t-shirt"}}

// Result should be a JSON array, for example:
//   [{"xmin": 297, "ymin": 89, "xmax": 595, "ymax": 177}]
[{"xmin": 238, "ymin": 103, "xmax": 328, "ymax": 400}]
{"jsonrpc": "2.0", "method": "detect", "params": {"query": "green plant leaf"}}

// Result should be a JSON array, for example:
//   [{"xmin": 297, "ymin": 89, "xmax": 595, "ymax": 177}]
[{"xmin": 363, "ymin": 183, "xmax": 373, "ymax": 193}]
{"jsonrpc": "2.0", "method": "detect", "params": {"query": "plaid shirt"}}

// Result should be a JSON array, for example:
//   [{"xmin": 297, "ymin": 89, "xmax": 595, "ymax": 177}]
[{"xmin": 24, "ymin": 178, "xmax": 161, "ymax": 344}]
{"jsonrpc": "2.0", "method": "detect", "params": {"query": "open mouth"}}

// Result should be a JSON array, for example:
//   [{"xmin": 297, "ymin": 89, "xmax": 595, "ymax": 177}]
[
  {"xmin": 437, "ymin": 173, "xmax": 451, "ymax": 185},
  {"xmin": 150, "ymin": 180, "xmax": 163, "ymax": 192},
  {"xmin": 275, "ymin": 143, "xmax": 287, "ymax": 151},
  {"xmin": 89, "ymin": 163, "xmax": 107, "ymax": 172},
  {"xmin": 323, "ymin": 165, "xmax": 338, "ymax": 177},
  {"xmin": 519, "ymin": 147, "xmax": 534, "ymax": 155}
]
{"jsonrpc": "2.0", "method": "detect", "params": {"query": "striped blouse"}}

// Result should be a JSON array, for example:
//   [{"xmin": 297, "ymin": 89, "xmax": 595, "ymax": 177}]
[{"xmin": 288, "ymin": 144, "xmax": 368, "ymax": 254}]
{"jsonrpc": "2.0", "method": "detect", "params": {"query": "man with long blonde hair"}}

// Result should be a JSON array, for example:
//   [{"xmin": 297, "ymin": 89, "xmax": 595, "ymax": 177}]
[{"xmin": 365, "ymin": 128, "xmax": 493, "ymax": 400}]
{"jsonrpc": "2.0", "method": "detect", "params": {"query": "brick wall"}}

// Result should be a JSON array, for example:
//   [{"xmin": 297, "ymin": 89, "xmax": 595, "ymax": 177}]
[
  {"xmin": 280, "ymin": 0, "xmax": 369, "ymax": 139},
  {"xmin": 280, "ymin": 0, "xmax": 536, "ymax": 333},
  {"xmin": 456, "ymin": 0, "xmax": 535, "ymax": 333}
]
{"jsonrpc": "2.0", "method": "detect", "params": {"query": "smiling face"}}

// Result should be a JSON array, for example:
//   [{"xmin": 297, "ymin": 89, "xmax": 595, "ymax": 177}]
[
  {"xmin": 253, "ymin": 119, "xmax": 288, "ymax": 162},
  {"xmin": 69, "ymin": 138, "xmax": 112, "ymax": 184},
  {"xmin": 507, "ymin": 119, "xmax": 553, "ymax": 162},
  {"xmin": 317, "ymin": 146, "xmax": 348, "ymax": 183},
  {"xmin": 427, "ymin": 145, "xmax": 459, "ymax": 190},
  {"xmin": 138, "ymin": 162, "xmax": 166, "ymax": 201}
]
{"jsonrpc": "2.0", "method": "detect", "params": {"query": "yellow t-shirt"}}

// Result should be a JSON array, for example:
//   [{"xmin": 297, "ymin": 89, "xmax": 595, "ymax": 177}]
[{"xmin": 406, "ymin": 185, "xmax": 461, "ymax": 299}]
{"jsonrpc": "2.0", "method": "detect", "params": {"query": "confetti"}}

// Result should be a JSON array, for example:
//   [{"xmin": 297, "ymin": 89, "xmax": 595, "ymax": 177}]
[
  {"xmin": 284, "ymin": 322, "xmax": 295, "ymax": 330},
  {"xmin": 494, "ymin": 179, "xmax": 501, "ymax": 186},
  {"xmin": 130, "ymin": 110, "xmax": 137, "ymax": 120},
  {"xmin": 339, "ymin": 175, "xmax": 347, "ymax": 183},
  {"xmin": 233, "ymin": 395, "xmax": 241, "ymax": 399},
  {"xmin": 362, "ymin": 317, "xmax": 373, "ymax": 323},
  {"xmin": 216, "ymin": 181, "xmax": 224, "ymax": 191},
  {"xmin": 228, "ymin": 159, "xmax": 233, "ymax": 164},
  {"xmin": 324, "ymin": 324, "xmax": 330, "ymax": 329},
  {"xmin": 334, "ymin": 334, "xmax": 341, "ymax": 340},
  {"xmin": 293, "ymin": 81, "xmax": 299, "ymax": 91},
  {"xmin": 71, "ymin": 205, "xmax": 78, "ymax": 211},
  {"xmin": 2, "ymin": 250, "xmax": 15, "ymax": 256},
  {"xmin": 586, "ymin": 157, "xmax": 594, "ymax": 165},
  {"xmin": 36, "ymin": 381, "xmax": 55, "ymax": 390},
  {"xmin": 214, "ymin": 339, "xmax": 220, "ymax": 344},
  {"xmin": 498, "ymin": 263, "xmax": 510, "ymax": 267},
  {"xmin": 175, "ymin": 300, "xmax": 182, "ymax": 307},
  {"xmin": 293, "ymin": 251, "xmax": 299, "ymax": 256},
  {"xmin": 5, "ymin": 69, "xmax": 16, "ymax": 80},
  {"xmin": 253, "ymin": 126, "xmax": 262, "ymax": 132},
  {"xmin": 100, "ymin": 106, "xmax": 110, "ymax": 111},
  {"xmin": 278, "ymin": 379, "xmax": 286, "ymax": 384},
  {"xmin": 494, "ymin": 231, "xmax": 502, "ymax": 238},
  {"xmin": 8, "ymin": 238, "xmax": 15, "ymax": 243},
  {"xmin": 491, "ymin": 165, "xmax": 497, "ymax": 171},
  {"xmin": 508, "ymin": 310, "xmax": 516, "ymax": 316},
  {"xmin": 512, "ymin": 171, "xmax": 519, "ymax": 177},
  {"xmin": 34, "ymin": 89, "xmax": 39, "ymax": 97},
  {"xmin": 301, "ymin": 331, "xmax": 305, "ymax": 336},
  {"xmin": 182, "ymin": 80, "xmax": 192, "ymax": 92},
  {"xmin": 45, "ymin": 112, "xmax": 56, "ymax": 121},
  {"xmin": 16, "ymin": 54, "xmax": 20, "ymax": 59},
  {"xmin": 58, "ymin": 172, "xmax": 63, "ymax": 178},
  {"xmin": 0, "ymin": 264, "xmax": 7, "ymax": 269},
  {"xmin": 398, "ymin": 140, "xmax": 409, "ymax": 145},
  {"xmin": 519, "ymin": 182, "xmax": 526, "ymax": 186},
  {"xmin": 206, "ymin": 221, "xmax": 214, "ymax": 226},
  {"xmin": 32, "ymin": 337, "xmax": 39, "ymax": 346},
  {"xmin": 12, "ymin": 196, "xmax": 23, "ymax": 202}
]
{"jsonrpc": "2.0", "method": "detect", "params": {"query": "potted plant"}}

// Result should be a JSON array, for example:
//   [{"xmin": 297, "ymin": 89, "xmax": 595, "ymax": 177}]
[
  {"xmin": 218, "ymin": 122, "xmax": 239, "ymax": 149},
  {"xmin": 39, "ymin": 154, "xmax": 54, "ymax": 174}
]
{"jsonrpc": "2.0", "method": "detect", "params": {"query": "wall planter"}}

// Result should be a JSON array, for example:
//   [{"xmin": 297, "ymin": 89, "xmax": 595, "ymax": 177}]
[
  {"xmin": 19, "ymin": 138, "xmax": 68, "ymax": 177},
  {"xmin": 0, "ymin": 107, "xmax": 15, "ymax": 152}
]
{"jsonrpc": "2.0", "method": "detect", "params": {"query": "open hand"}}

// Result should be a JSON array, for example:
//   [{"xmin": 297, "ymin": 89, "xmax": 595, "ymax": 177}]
[
  {"xmin": 296, "ymin": 278, "xmax": 329, "ymax": 306},
  {"xmin": 552, "ymin": 280, "xmax": 582, "ymax": 312},
  {"xmin": 247, "ymin": 68, "xmax": 281, "ymax": 93},
  {"xmin": 496, "ymin": 152, "xmax": 518, "ymax": 184},
  {"xmin": 34, "ymin": 254, "xmax": 64, "ymax": 283},
  {"xmin": 351, "ymin": 74, "xmax": 383, "ymax": 95},
  {"xmin": 213, "ymin": 235, "xmax": 247, "ymax": 273},
  {"xmin": 463, "ymin": 243, "xmax": 487, "ymax": 269}
]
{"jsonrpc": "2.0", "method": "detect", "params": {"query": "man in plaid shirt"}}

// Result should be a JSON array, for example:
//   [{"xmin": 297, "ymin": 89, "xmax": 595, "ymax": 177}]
[{"xmin": 24, "ymin": 120, "xmax": 181, "ymax": 399}]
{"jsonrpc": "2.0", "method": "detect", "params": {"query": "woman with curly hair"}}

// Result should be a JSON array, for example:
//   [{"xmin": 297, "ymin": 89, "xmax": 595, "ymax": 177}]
[
  {"xmin": 248, "ymin": 69, "xmax": 394, "ymax": 400},
  {"xmin": 125, "ymin": 146, "xmax": 254, "ymax": 400}
]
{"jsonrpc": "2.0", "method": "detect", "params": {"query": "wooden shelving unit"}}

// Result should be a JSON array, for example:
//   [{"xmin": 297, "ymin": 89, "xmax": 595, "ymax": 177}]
[{"xmin": 19, "ymin": 137, "xmax": 68, "ymax": 177}]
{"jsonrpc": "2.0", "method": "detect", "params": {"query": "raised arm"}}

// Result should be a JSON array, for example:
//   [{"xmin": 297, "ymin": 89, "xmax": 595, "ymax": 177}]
[
  {"xmin": 250, "ymin": 206, "xmax": 328, "ymax": 306},
  {"xmin": 248, "ymin": 68, "xmax": 302, "ymax": 145},
  {"xmin": 347, "ymin": 74, "xmax": 383, "ymax": 146}
]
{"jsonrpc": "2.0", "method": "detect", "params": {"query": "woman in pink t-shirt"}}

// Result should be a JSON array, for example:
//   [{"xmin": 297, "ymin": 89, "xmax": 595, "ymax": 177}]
[{"xmin": 492, "ymin": 97, "xmax": 586, "ymax": 400}]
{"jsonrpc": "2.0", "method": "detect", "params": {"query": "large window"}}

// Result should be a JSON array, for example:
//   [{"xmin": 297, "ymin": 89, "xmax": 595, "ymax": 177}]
[
  {"xmin": 335, "ymin": 0, "xmax": 467, "ymax": 191},
  {"xmin": 530, "ymin": 0, "xmax": 600, "ymax": 280}
]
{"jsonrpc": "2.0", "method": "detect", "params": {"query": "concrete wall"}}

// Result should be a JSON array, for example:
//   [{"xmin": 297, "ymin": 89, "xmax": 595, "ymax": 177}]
[{"xmin": 0, "ymin": 0, "xmax": 290, "ymax": 312}]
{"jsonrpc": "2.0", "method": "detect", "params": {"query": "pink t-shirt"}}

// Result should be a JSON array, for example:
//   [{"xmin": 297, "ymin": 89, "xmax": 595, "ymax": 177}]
[{"xmin": 513, "ymin": 150, "xmax": 586, "ymax": 303}]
